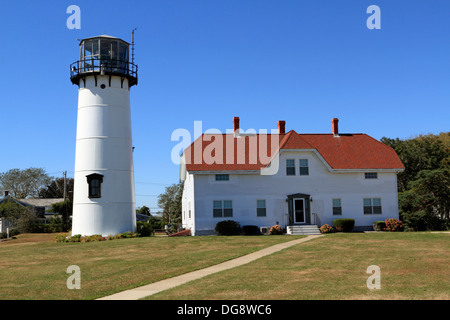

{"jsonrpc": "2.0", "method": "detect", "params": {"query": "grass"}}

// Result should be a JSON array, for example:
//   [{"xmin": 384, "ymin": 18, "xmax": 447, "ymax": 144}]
[
  {"xmin": 146, "ymin": 232, "xmax": 450, "ymax": 300},
  {"xmin": 0, "ymin": 233, "xmax": 303, "ymax": 300},
  {"xmin": 2, "ymin": 232, "xmax": 449, "ymax": 300}
]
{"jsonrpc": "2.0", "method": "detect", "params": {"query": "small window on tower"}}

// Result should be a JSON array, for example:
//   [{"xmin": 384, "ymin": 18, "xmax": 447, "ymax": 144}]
[{"xmin": 86, "ymin": 173, "xmax": 104, "ymax": 198}]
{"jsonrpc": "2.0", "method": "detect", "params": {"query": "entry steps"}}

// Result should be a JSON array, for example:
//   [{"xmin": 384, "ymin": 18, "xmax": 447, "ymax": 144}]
[{"xmin": 286, "ymin": 225, "xmax": 321, "ymax": 235}]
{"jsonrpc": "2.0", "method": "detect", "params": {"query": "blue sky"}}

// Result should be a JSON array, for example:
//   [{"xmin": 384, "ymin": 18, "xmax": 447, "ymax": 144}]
[{"xmin": 0, "ymin": 0, "xmax": 449, "ymax": 212}]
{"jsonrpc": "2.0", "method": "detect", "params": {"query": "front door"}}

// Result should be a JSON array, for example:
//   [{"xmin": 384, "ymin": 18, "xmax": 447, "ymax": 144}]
[{"xmin": 293, "ymin": 198, "xmax": 305, "ymax": 224}]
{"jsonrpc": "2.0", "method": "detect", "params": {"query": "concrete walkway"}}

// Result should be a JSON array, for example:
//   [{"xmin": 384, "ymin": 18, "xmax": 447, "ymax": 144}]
[{"xmin": 97, "ymin": 234, "xmax": 322, "ymax": 300}]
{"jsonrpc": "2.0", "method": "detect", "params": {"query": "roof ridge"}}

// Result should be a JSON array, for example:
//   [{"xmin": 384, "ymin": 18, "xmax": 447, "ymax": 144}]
[
  {"xmin": 279, "ymin": 130, "xmax": 316, "ymax": 150},
  {"xmin": 277, "ymin": 130, "xmax": 294, "ymax": 150}
]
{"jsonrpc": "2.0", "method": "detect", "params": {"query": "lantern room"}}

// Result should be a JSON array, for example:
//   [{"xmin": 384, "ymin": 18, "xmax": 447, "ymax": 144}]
[{"xmin": 70, "ymin": 35, "xmax": 138, "ymax": 87}]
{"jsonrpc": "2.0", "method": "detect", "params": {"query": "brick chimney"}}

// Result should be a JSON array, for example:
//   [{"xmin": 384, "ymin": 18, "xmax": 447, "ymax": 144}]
[
  {"xmin": 233, "ymin": 117, "xmax": 240, "ymax": 132},
  {"xmin": 332, "ymin": 118, "xmax": 339, "ymax": 136},
  {"xmin": 277, "ymin": 120, "xmax": 286, "ymax": 134}
]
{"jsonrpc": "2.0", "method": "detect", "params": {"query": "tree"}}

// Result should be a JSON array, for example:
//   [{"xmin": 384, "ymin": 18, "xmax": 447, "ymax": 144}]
[
  {"xmin": 39, "ymin": 177, "xmax": 74, "ymax": 199},
  {"xmin": 0, "ymin": 198, "xmax": 25, "ymax": 223},
  {"xmin": 50, "ymin": 200, "xmax": 73, "ymax": 232},
  {"xmin": 399, "ymin": 168, "xmax": 450, "ymax": 230},
  {"xmin": 0, "ymin": 168, "xmax": 53, "ymax": 199},
  {"xmin": 136, "ymin": 205, "xmax": 151, "ymax": 216},
  {"xmin": 0, "ymin": 198, "xmax": 36, "ymax": 233},
  {"xmin": 157, "ymin": 181, "xmax": 183, "ymax": 229},
  {"xmin": 382, "ymin": 132, "xmax": 450, "ymax": 231},
  {"xmin": 381, "ymin": 134, "xmax": 448, "ymax": 192}
]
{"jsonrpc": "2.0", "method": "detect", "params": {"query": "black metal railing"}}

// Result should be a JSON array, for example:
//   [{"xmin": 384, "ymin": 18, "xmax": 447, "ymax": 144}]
[{"xmin": 70, "ymin": 58, "xmax": 138, "ymax": 86}]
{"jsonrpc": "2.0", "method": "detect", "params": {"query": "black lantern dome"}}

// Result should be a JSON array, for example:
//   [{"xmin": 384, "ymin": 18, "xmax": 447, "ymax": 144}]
[{"xmin": 70, "ymin": 35, "xmax": 138, "ymax": 87}]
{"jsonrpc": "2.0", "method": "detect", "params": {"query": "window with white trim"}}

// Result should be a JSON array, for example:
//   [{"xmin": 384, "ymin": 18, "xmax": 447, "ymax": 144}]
[
  {"xmin": 299, "ymin": 159, "xmax": 309, "ymax": 176},
  {"xmin": 213, "ymin": 200, "xmax": 233, "ymax": 218},
  {"xmin": 256, "ymin": 200, "xmax": 266, "ymax": 217},
  {"xmin": 365, "ymin": 172, "xmax": 378, "ymax": 179},
  {"xmin": 286, "ymin": 159, "xmax": 295, "ymax": 176},
  {"xmin": 364, "ymin": 198, "xmax": 382, "ymax": 214},
  {"xmin": 332, "ymin": 199, "xmax": 342, "ymax": 215}
]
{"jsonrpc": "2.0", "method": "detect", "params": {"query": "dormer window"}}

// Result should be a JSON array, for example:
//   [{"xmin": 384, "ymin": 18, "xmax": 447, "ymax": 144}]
[
  {"xmin": 286, "ymin": 159, "xmax": 295, "ymax": 176},
  {"xmin": 299, "ymin": 159, "xmax": 309, "ymax": 176},
  {"xmin": 86, "ymin": 174, "xmax": 104, "ymax": 198}
]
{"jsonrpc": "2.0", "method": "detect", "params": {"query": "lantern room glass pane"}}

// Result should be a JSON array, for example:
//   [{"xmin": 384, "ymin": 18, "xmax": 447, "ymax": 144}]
[
  {"xmin": 92, "ymin": 39, "xmax": 99, "ymax": 56},
  {"xmin": 100, "ymin": 40, "xmax": 112, "ymax": 59},
  {"xmin": 119, "ymin": 43, "xmax": 128, "ymax": 61},
  {"xmin": 111, "ymin": 41, "xmax": 118, "ymax": 60},
  {"xmin": 84, "ymin": 41, "xmax": 92, "ymax": 58}
]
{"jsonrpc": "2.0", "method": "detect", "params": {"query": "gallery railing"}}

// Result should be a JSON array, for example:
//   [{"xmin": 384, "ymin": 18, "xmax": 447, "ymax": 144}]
[{"xmin": 70, "ymin": 58, "xmax": 138, "ymax": 87}]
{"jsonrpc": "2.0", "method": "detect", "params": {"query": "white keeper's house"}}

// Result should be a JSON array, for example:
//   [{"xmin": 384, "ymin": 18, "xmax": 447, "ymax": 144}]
[{"xmin": 180, "ymin": 117, "xmax": 404, "ymax": 235}]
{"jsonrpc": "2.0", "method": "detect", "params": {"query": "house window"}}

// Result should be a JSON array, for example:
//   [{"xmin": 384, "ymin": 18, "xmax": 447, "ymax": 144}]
[
  {"xmin": 286, "ymin": 159, "xmax": 295, "ymax": 176},
  {"xmin": 365, "ymin": 172, "xmax": 378, "ymax": 179},
  {"xmin": 364, "ymin": 198, "xmax": 382, "ymax": 214},
  {"xmin": 299, "ymin": 159, "xmax": 309, "ymax": 176},
  {"xmin": 256, "ymin": 200, "xmax": 266, "ymax": 217},
  {"xmin": 213, "ymin": 200, "xmax": 233, "ymax": 218},
  {"xmin": 215, "ymin": 174, "xmax": 229, "ymax": 181},
  {"xmin": 332, "ymin": 199, "xmax": 342, "ymax": 215},
  {"xmin": 86, "ymin": 173, "xmax": 103, "ymax": 198}
]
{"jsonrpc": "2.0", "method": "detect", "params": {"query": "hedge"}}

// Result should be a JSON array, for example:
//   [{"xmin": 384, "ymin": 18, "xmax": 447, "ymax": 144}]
[{"xmin": 333, "ymin": 218, "xmax": 355, "ymax": 232}]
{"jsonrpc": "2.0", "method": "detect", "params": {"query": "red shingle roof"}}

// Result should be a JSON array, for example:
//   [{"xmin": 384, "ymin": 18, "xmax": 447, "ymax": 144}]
[{"xmin": 183, "ymin": 130, "xmax": 404, "ymax": 172}]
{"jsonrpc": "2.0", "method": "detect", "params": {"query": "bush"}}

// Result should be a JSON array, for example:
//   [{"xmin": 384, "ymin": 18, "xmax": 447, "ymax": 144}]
[
  {"xmin": 43, "ymin": 217, "xmax": 65, "ymax": 233},
  {"xmin": 215, "ymin": 220, "xmax": 242, "ymax": 235},
  {"xmin": 384, "ymin": 218, "xmax": 404, "ymax": 232},
  {"xmin": 16, "ymin": 209, "xmax": 39, "ymax": 233},
  {"xmin": 269, "ymin": 225, "xmax": 283, "ymax": 235},
  {"xmin": 372, "ymin": 221, "xmax": 386, "ymax": 231},
  {"xmin": 243, "ymin": 225, "xmax": 259, "ymax": 235},
  {"xmin": 81, "ymin": 234, "xmax": 105, "ymax": 242},
  {"xmin": 0, "ymin": 228, "xmax": 20, "ymax": 239},
  {"xmin": 54, "ymin": 231, "xmax": 139, "ymax": 243},
  {"xmin": 54, "ymin": 234, "xmax": 69, "ymax": 242},
  {"xmin": 319, "ymin": 224, "xmax": 333, "ymax": 234},
  {"xmin": 401, "ymin": 210, "xmax": 448, "ymax": 231},
  {"xmin": 117, "ymin": 231, "xmax": 137, "ymax": 238},
  {"xmin": 333, "ymin": 218, "xmax": 355, "ymax": 232},
  {"xmin": 50, "ymin": 200, "xmax": 72, "ymax": 231},
  {"xmin": 136, "ymin": 221, "xmax": 153, "ymax": 237},
  {"xmin": 165, "ymin": 223, "xmax": 181, "ymax": 235}
]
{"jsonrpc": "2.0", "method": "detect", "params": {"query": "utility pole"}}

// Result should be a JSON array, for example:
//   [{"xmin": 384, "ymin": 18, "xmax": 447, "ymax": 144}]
[{"xmin": 63, "ymin": 171, "xmax": 67, "ymax": 201}]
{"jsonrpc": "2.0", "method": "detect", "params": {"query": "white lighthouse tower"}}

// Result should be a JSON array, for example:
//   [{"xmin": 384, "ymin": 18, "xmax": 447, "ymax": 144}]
[{"xmin": 70, "ymin": 35, "xmax": 138, "ymax": 236}]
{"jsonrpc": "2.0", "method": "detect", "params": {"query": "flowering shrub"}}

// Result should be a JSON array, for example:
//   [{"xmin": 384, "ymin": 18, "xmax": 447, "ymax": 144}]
[
  {"xmin": 81, "ymin": 235, "xmax": 105, "ymax": 242},
  {"xmin": 269, "ymin": 225, "xmax": 283, "ymax": 235},
  {"xmin": 384, "ymin": 218, "xmax": 404, "ymax": 232},
  {"xmin": 319, "ymin": 224, "xmax": 333, "ymax": 234},
  {"xmin": 55, "ymin": 232, "xmax": 138, "ymax": 243}
]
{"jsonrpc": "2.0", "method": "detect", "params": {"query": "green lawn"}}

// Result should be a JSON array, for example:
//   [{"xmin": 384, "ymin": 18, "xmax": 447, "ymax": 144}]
[
  {"xmin": 2, "ymin": 232, "xmax": 449, "ymax": 300},
  {"xmin": 0, "ymin": 233, "xmax": 303, "ymax": 300},
  {"xmin": 147, "ymin": 232, "xmax": 450, "ymax": 300}
]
